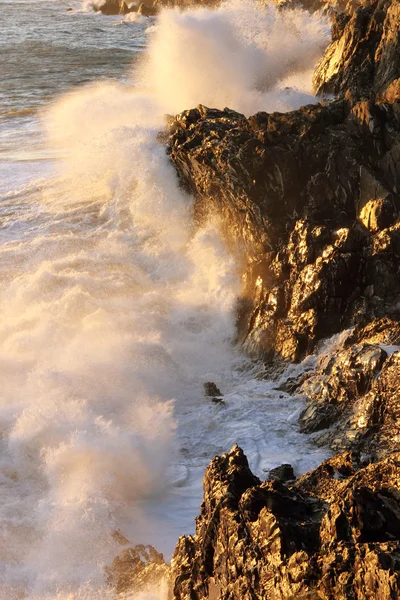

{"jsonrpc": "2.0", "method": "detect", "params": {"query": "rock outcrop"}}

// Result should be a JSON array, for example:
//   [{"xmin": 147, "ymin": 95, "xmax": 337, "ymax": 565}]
[
  {"xmin": 168, "ymin": 99, "xmax": 400, "ymax": 361},
  {"xmin": 97, "ymin": 0, "xmax": 133, "ymax": 15},
  {"xmin": 169, "ymin": 445, "xmax": 400, "ymax": 600},
  {"xmin": 313, "ymin": 0, "xmax": 400, "ymax": 100},
  {"xmin": 298, "ymin": 317, "xmax": 400, "ymax": 454}
]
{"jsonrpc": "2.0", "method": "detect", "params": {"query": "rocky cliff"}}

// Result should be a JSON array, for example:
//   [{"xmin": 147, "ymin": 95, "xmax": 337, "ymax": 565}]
[
  {"xmin": 168, "ymin": 97, "xmax": 400, "ymax": 362},
  {"xmin": 170, "ymin": 445, "xmax": 400, "ymax": 600}
]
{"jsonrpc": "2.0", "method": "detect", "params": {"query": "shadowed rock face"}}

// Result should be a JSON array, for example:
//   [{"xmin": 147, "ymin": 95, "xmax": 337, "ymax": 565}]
[
  {"xmin": 169, "ymin": 445, "xmax": 400, "ymax": 600},
  {"xmin": 168, "ymin": 100, "xmax": 400, "ymax": 361}
]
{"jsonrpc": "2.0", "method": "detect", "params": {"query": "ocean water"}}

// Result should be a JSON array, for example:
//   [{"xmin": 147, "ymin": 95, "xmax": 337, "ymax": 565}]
[{"xmin": 1, "ymin": 1, "xmax": 331, "ymax": 598}]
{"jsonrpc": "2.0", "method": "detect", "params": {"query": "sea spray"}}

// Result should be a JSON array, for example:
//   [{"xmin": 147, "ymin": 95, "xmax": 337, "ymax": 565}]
[
  {"xmin": 139, "ymin": 0, "xmax": 330, "ymax": 114},
  {"xmin": 0, "ymin": 1, "xmax": 331, "ymax": 597}
]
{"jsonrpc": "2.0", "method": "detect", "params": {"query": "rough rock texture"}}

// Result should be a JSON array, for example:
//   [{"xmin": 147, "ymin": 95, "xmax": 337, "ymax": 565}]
[
  {"xmin": 106, "ymin": 543, "xmax": 168, "ymax": 595},
  {"xmin": 168, "ymin": 99, "xmax": 400, "ymax": 361},
  {"xmin": 313, "ymin": 0, "xmax": 400, "ymax": 100},
  {"xmin": 169, "ymin": 445, "xmax": 400, "ymax": 600},
  {"xmin": 298, "ymin": 317, "xmax": 400, "ymax": 454}
]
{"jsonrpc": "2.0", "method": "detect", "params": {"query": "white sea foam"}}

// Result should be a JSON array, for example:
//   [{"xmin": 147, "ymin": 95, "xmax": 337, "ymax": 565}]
[
  {"xmin": 140, "ymin": 0, "xmax": 330, "ymax": 114},
  {"xmin": 82, "ymin": 0, "xmax": 107, "ymax": 11},
  {"xmin": 0, "ymin": 1, "xmax": 331, "ymax": 598},
  {"xmin": 123, "ymin": 12, "xmax": 149, "ymax": 23}
]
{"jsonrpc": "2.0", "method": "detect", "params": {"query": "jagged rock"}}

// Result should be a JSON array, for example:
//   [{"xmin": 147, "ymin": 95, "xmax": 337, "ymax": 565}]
[
  {"xmin": 313, "ymin": 0, "xmax": 400, "ymax": 100},
  {"xmin": 168, "ymin": 100, "xmax": 400, "ymax": 361},
  {"xmin": 299, "ymin": 318, "xmax": 400, "ymax": 454},
  {"xmin": 106, "ymin": 543, "xmax": 168, "ymax": 594},
  {"xmin": 204, "ymin": 382, "xmax": 223, "ymax": 397},
  {"xmin": 169, "ymin": 445, "xmax": 400, "ymax": 599},
  {"xmin": 268, "ymin": 463, "xmax": 296, "ymax": 482}
]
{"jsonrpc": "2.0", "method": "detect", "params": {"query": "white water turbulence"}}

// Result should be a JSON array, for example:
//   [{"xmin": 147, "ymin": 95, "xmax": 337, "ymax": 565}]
[
  {"xmin": 141, "ymin": 0, "xmax": 330, "ymax": 114},
  {"xmin": 0, "ymin": 1, "xmax": 331, "ymax": 599}
]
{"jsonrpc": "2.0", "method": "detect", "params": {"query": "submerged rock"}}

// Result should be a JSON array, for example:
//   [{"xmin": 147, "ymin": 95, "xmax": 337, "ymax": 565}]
[{"xmin": 169, "ymin": 445, "xmax": 400, "ymax": 599}]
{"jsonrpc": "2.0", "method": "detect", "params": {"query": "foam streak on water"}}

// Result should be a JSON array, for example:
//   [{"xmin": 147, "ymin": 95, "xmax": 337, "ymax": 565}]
[{"xmin": 0, "ymin": 1, "xmax": 330, "ymax": 598}]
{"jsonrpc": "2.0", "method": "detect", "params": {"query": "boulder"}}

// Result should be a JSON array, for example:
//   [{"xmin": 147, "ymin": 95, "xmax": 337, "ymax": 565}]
[
  {"xmin": 268, "ymin": 463, "xmax": 296, "ymax": 482},
  {"xmin": 204, "ymin": 382, "xmax": 223, "ymax": 397}
]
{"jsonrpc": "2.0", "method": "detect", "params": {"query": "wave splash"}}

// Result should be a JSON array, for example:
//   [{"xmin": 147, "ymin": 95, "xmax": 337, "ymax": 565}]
[{"xmin": 0, "ymin": 2, "xmax": 329, "ymax": 598}]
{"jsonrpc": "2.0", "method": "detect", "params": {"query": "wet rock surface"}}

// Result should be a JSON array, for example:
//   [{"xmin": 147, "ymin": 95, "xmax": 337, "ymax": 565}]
[
  {"xmin": 204, "ymin": 382, "xmax": 223, "ymax": 397},
  {"xmin": 299, "ymin": 317, "xmax": 400, "ymax": 454},
  {"xmin": 169, "ymin": 445, "xmax": 400, "ymax": 600}
]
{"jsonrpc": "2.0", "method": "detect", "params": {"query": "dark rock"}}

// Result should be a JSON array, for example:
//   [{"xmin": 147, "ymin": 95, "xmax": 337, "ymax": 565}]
[
  {"xmin": 169, "ymin": 446, "xmax": 400, "ymax": 599},
  {"xmin": 269, "ymin": 463, "xmax": 296, "ymax": 482},
  {"xmin": 313, "ymin": 0, "xmax": 400, "ymax": 100},
  {"xmin": 204, "ymin": 382, "xmax": 223, "ymax": 397},
  {"xmin": 168, "ymin": 100, "xmax": 400, "ymax": 361},
  {"xmin": 158, "ymin": 4, "xmax": 400, "ymax": 596}
]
